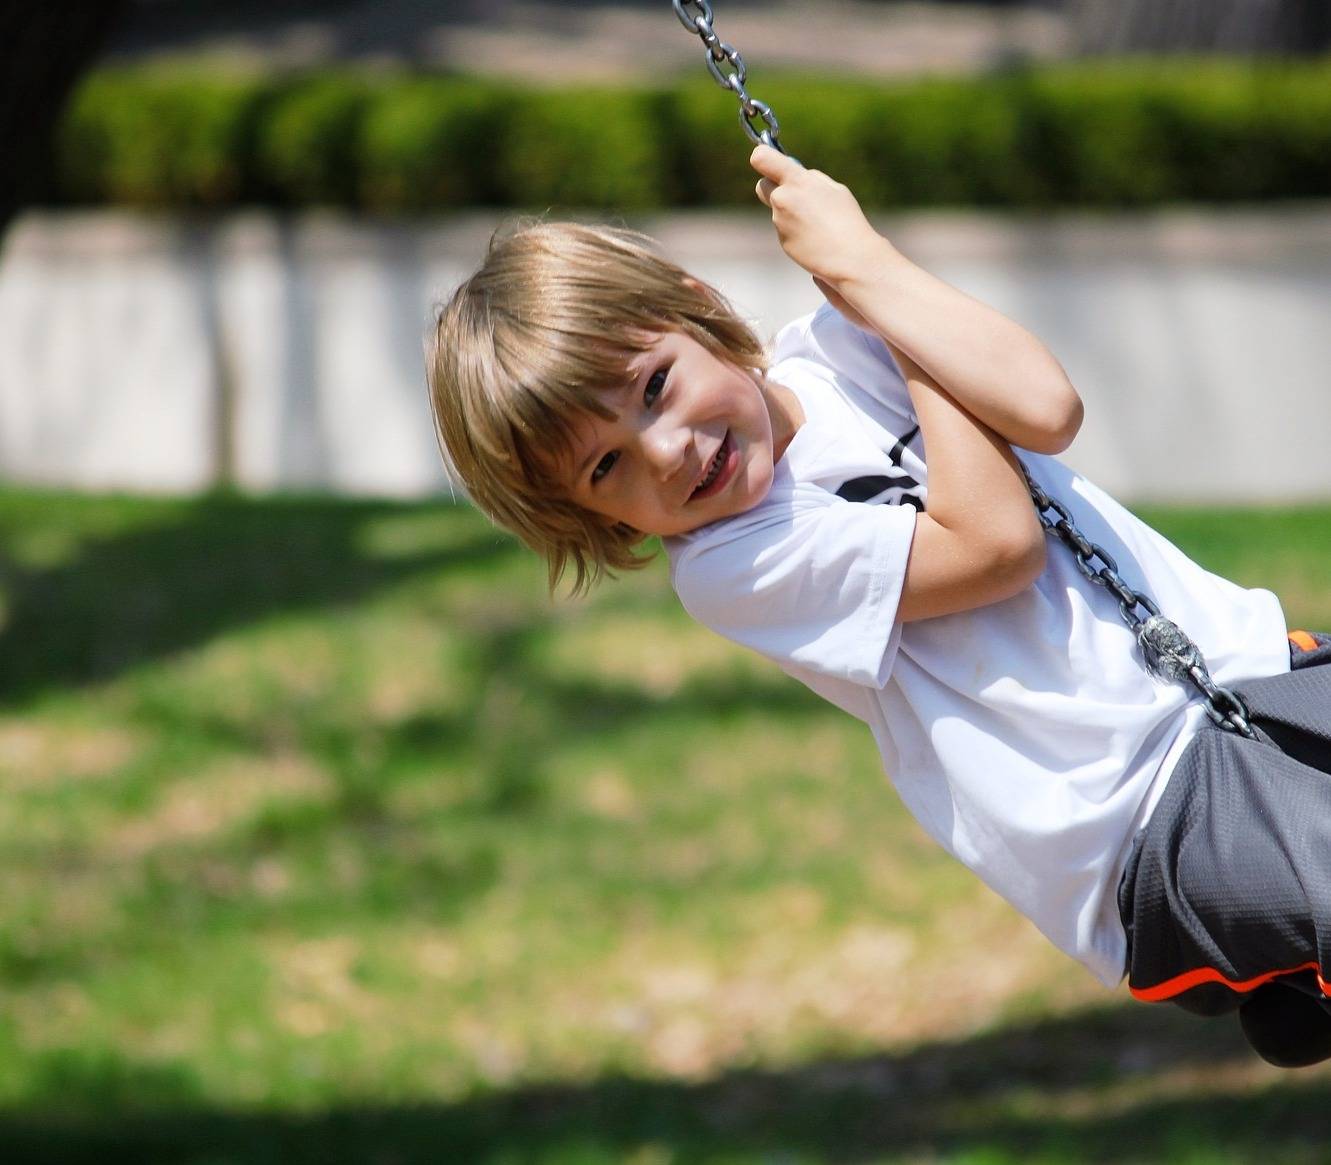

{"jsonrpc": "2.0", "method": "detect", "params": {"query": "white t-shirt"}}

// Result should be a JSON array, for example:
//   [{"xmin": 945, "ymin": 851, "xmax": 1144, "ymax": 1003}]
[{"xmin": 665, "ymin": 305, "xmax": 1290, "ymax": 986}]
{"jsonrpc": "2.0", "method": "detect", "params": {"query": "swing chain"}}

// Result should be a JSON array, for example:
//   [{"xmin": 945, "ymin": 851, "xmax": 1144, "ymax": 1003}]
[
  {"xmin": 671, "ymin": 0, "xmax": 791, "ymax": 155},
  {"xmin": 1021, "ymin": 465, "xmax": 1255, "ymax": 739}
]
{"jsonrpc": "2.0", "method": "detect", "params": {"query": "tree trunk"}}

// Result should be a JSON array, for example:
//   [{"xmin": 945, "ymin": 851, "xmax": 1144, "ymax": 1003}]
[
  {"xmin": 0, "ymin": 3, "xmax": 128, "ymax": 231},
  {"xmin": 1068, "ymin": 0, "xmax": 1331, "ymax": 56}
]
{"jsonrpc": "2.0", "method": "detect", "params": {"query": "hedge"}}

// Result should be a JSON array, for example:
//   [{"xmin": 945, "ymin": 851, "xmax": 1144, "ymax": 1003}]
[{"xmin": 49, "ymin": 61, "xmax": 1331, "ymax": 211}]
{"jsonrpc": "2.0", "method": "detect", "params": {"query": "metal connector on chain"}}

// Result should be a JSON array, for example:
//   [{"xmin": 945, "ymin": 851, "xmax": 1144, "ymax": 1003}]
[
  {"xmin": 1021, "ymin": 464, "xmax": 1255, "ymax": 738},
  {"xmin": 672, "ymin": 0, "xmax": 793, "ymax": 156}
]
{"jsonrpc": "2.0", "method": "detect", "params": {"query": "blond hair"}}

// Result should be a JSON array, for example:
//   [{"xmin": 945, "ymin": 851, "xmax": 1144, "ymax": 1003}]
[{"xmin": 427, "ymin": 221, "xmax": 767, "ymax": 593}]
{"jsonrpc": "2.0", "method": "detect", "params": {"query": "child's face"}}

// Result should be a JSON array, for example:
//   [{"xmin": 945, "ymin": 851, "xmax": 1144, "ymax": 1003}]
[{"xmin": 559, "ymin": 329, "xmax": 800, "ymax": 538}]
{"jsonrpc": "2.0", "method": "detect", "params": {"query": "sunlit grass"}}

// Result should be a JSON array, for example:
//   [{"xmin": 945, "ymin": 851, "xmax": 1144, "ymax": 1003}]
[{"xmin": 1, "ymin": 487, "xmax": 1330, "ymax": 1162}]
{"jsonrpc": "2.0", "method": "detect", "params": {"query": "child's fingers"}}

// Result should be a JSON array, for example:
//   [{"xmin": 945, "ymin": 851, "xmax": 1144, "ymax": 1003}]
[
  {"xmin": 749, "ymin": 143, "xmax": 802, "ymax": 182},
  {"xmin": 755, "ymin": 177, "xmax": 776, "ymax": 207}
]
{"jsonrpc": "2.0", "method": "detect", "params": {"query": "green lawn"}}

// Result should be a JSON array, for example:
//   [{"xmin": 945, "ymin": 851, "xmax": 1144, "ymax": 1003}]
[{"xmin": 1, "ymin": 487, "xmax": 1330, "ymax": 1164}]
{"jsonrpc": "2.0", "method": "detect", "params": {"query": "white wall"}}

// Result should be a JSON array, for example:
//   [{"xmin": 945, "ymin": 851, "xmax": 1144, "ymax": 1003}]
[{"xmin": 2, "ymin": 207, "xmax": 1329, "ymax": 501}]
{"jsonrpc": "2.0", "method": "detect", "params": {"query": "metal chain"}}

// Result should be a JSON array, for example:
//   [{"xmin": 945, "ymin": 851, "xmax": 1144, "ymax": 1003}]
[
  {"xmin": 672, "ymin": 1, "xmax": 794, "ymax": 156},
  {"xmin": 1021, "ymin": 465, "xmax": 1255, "ymax": 738}
]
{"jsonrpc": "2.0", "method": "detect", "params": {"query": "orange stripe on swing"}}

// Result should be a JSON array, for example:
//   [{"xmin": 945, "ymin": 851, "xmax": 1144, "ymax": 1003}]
[
  {"xmin": 1129, "ymin": 961, "xmax": 1331, "ymax": 1003},
  {"xmin": 1289, "ymin": 630, "xmax": 1319, "ymax": 652}
]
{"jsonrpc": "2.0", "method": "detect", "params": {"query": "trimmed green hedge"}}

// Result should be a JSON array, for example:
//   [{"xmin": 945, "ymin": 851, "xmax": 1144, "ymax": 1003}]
[{"xmin": 50, "ymin": 62, "xmax": 1331, "ymax": 211}]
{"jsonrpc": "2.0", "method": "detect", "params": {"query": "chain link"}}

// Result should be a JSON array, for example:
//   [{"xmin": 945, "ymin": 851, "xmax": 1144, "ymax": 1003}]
[
  {"xmin": 1021, "ymin": 464, "xmax": 1254, "ymax": 738},
  {"xmin": 672, "ymin": 0, "xmax": 793, "ymax": 155}
]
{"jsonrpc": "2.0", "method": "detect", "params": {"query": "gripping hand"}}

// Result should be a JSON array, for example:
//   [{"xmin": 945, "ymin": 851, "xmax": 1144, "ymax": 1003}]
[{"xmin": 750, "ymin": 144, "xmax": 885, "ymax": 295}]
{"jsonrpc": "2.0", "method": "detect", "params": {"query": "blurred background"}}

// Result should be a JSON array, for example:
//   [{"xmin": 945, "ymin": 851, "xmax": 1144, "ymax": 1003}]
[{"xmin": 1, "ymin": 3, "xmax": 1330, "ymax": 1162}]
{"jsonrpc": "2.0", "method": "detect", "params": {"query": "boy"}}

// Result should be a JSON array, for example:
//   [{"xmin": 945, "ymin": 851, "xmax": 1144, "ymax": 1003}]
[{"xmin": 429, "ymin": 145, "xmax": 1331, "ymax": 1066}]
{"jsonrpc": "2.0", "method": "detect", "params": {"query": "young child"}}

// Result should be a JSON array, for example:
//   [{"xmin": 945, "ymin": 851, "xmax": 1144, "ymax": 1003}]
[{"xmin": 428, "ymin": 145, "xmax": 1331, "ymax": 1067}]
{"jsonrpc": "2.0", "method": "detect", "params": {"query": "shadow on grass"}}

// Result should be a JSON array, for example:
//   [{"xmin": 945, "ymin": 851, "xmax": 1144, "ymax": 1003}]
[
  {"xmin": 0, "ymin": 489, "xmax": 853, "ymax": 980},
  {"xmin": 0, "ymin": 491, "xmax": 517, "ymax": 705},
  {"xmin": 1, "ymin": 1002, "xmax": 1326, "ymax": 1164}
]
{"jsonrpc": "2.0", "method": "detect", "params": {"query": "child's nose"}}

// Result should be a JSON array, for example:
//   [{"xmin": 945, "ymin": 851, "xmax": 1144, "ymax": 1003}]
[{"xmin": 642, "ymin": 423, "xmax": 689, "ymax": 481}]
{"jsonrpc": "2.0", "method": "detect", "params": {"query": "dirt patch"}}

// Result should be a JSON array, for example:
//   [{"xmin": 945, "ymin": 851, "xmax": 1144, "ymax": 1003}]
[
  {"xmin": 536, "ymin": 611, "xmax": 773, "ymax": 698},
  {"xmin": 0, "ymin": 719, "xmax": 141, "ymax": 790},
  {"xmin": 109, "ymin": 752, "xmax": 331, "ymax": 859}
]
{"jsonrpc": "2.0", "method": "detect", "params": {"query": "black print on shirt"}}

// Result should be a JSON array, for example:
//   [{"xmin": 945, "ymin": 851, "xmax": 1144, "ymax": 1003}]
[{"xmin": 835, "ymin": 425, "xmax": 926, "ymax": 511}]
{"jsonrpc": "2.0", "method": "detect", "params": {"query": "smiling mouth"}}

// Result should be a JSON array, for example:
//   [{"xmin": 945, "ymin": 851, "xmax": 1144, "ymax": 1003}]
[{"xmin": 690, "ymin": 432, "xmax": 733, "ymax": 500}]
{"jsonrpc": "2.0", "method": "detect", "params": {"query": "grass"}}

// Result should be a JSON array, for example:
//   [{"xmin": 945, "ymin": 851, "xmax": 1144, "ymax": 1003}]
[{"xmin": 1, "ymin": 486, "xmax": 1330, "ymax": 1164}]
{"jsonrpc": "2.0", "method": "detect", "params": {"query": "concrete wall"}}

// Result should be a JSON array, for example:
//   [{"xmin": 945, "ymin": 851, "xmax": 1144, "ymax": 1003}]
[{"xmin": 2, "ymin": 207, "xmax": 1329, "ymax": 502}]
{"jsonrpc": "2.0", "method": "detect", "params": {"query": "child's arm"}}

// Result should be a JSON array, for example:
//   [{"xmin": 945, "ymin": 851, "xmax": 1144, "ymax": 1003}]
[
  {"xmin": 884, "ymin": 339, "xmax": 1047, "ymax": 622},
  {"xmin": 751, "ymin": 146, "xmax": 1083, "ymax": 456},
  {"xmin": 752, "ymin": 146, "xmax": 1048, "ymax": 622}
]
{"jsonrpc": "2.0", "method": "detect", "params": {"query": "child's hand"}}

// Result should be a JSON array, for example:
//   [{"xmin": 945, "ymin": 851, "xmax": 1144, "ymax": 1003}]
[{"xmin": 750, "ymin": 144, "xmax": 887, "ymax": 292}]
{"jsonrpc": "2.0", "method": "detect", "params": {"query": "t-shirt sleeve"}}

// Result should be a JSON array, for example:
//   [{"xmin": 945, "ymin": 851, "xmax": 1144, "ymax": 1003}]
[{"xmin": 668, "ymin": 484, "xmax": 916, "ymax": 688}]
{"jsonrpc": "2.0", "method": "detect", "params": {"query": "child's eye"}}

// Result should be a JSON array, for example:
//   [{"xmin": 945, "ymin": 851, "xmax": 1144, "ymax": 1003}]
[
  {"xmin": 644, "ymin": 368, "xmax": 667, "ymax": 407},
  {"xmin": 590, "ymin": 451, "xmax": 618, "ymax": 485}
]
